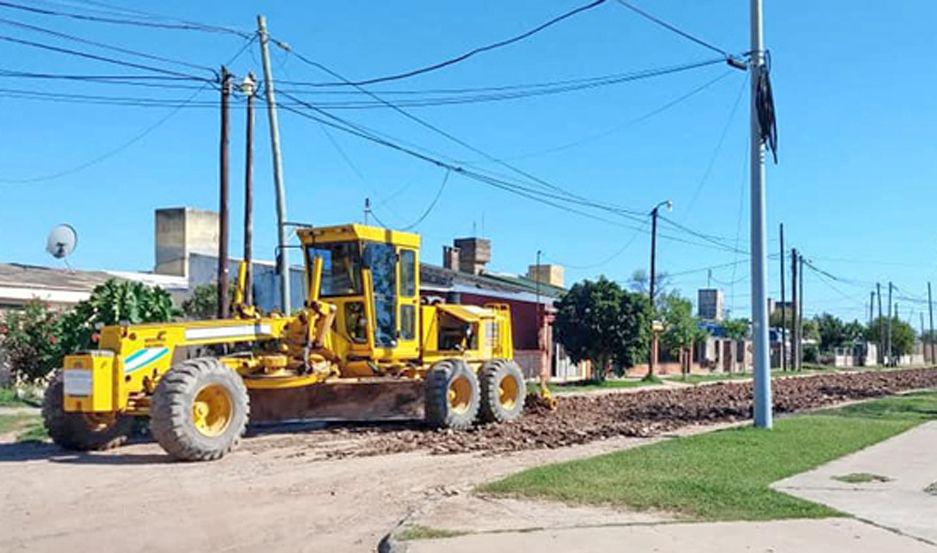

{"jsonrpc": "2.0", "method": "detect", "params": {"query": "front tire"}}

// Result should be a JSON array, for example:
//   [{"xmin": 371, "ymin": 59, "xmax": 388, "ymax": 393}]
[
  {"xmin": 424, "ymin": 359, "xmax": 480, "ymax": 430},
  {"xmin": 478, "ymin": 359, "xmax": 526, "ymax": 423},
  {"xmin": 42, "ymin": 373, "xmax": 134, "ymax": 451},
  {"xmin": 150, "ymin": 357, "xmax": 249, "ymax": 462}
]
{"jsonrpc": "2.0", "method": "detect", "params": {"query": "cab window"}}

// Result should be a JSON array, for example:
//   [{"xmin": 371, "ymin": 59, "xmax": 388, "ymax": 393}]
[{"xmin": 306, "ymin": 242, "xmax": 362, "ymax": 297}]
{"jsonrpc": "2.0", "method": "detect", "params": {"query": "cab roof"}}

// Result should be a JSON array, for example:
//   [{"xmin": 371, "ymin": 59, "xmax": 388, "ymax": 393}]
[{"xmin": 296, "ymin": 224, "xmax": 421, "ymax": 249}]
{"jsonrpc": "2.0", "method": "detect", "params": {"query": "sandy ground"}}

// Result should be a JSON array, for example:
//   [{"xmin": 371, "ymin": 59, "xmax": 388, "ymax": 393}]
[{"xmin": 0, "ymin": 421, "xmax": 722, "ymax": 553}]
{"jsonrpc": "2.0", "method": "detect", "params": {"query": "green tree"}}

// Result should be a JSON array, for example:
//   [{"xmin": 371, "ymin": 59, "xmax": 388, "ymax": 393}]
[
  {"xmin": 865, "ymin": 316, "xmax": 916, "ymax": 357},
  {"xmin": 0, "ymin": 279, "xmax": 180, "ymax": 383},
  {"xmin": 659, "ymin": 294, "xmax": 707, "ymax": 374},
  {"xmin": 554, "ymin": 276, "xmax": 652, "ymax": 382},
  {"xmin": 181, "ymin": 281, "xmax": 240, "ymax": 320},
  {"xmin": 0, "ymin": 301, "xmax": 61, "ymax": 383},
  {"xmin": 815, "ymin": 313, "xmax": 847, "ymax": 353},
  {"xmin": 721, "ymin": 318, "xmax": 750, "ymax": 341}
]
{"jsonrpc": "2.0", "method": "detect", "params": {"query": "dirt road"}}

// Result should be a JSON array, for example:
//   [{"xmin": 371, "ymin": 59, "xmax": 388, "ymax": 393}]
[
  {"xmin": 3, "ymin": 367, "xmax": 935, "ymax": 552},
  {"xmin": 0, "ymin": 424, "xmax": 667, "ymax": 553}
]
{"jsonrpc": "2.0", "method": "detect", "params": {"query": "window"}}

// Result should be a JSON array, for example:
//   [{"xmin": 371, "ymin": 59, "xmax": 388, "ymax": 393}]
[
  {"xmin": 400, "ymin": 249, "xmax": 416, "ymax": 297},
  {"xmin": 364, "ymin": 242, "xmax": 398, "ymax": 347},
  {"xmin": 306, "ymin": 242, "xmax": 362, "ymax": 297},
  {"xmin": 400, "ymin": 304, "xmax": 416, "ymax": 340}
]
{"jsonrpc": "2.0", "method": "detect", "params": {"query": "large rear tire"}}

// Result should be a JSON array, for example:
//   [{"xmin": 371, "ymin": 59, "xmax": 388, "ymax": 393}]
[
  {"xmin": 478, "ymin": 359, "xmax": 526, "ymax": 423},
  {"xmin": 150, "ymin": 357, "xmax": 249, "ymax": 462},
  {"xmin": 424, "ymin": 359, "xmax": 479, "ymax": 430},
  {"xmin": 42, "ymin": 373, "xmax": 134, "ymax": 451}
]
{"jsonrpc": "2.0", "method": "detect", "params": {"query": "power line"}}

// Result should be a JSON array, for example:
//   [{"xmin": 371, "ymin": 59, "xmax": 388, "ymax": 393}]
[
  {"xmin": 279, "ymin": 46, "xmax": 650, "ymax": 222},
  {"xmin": 0, "ymin": 0, "xmax": 252, "ymax": 37},
  {"xmin": 0, "ymin": 16, "xmax": 216, "ymax": 73},
  {"xmin": 456, "ymin": 69, "xmax": 734, "ymax": 164},
  {"xmin": 612, "ymin": 0, "xmax": 734, "ymax": 59},
  {"xmin": 300, "ymin": 0, "xmax": 609, "ymax": 87},
  {"xmin": 400, "ymin": 169, "xmax": 451, "ymax": 230},
  {"xmin": 681, "ymin": 73, "xmax": 747, "ymax": 217},
  {"xmin": 0, "ymin": 33, "xmax": 212, "ymax": 80},
  {"xmin": 0, "ymin": 36, "xmax": 255, "ymax": 184}
]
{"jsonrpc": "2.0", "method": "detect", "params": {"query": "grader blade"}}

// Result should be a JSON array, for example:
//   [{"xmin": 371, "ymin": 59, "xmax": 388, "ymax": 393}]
[{"xmin": 247, "ymin": 379, "xmax": 424, "ymax": 423}]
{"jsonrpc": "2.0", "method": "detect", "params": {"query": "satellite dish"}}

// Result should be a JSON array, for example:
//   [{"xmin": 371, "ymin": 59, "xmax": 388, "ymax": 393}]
[{"xmin": 46, "ymin": 224, "xmax": 78, "ymax": 260}]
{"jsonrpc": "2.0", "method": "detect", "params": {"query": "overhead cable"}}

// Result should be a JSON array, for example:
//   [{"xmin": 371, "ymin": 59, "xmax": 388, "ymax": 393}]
[{"xmin": 300, "ymin": 0, "xmax": 609, "ymax": 87}]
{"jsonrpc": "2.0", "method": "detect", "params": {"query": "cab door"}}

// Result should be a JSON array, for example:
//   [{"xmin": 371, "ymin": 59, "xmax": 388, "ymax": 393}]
[
  {"xmin": 396, "ymin": 246, "xmax": 420, "ymax": 360},
  {"xmin": 363, "ymin": 242, "xmax": 398, "ymax": 355}
]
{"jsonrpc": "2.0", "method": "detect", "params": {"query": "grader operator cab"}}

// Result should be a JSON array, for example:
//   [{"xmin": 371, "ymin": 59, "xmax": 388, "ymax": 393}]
[{"xmin": 43, "ymin": 224, "xmax": 535, "ymax": 461}]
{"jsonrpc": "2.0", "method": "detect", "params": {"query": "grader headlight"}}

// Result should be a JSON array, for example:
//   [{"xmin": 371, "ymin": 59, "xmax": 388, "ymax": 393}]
[{"xmin": 62, "ymin": 351, "xmax": 116, "ymax": 413}]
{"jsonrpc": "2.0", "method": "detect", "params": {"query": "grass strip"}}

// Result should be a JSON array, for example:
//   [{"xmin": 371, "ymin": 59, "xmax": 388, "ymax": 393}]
[{"xmin": 482, "ymin": 392, "xmax": 937, "ymax": 521}]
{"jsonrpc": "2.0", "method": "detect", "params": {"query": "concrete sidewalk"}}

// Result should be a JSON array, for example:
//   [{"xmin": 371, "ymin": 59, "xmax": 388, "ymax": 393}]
[
  {"xmin": 774, "ymin": 420, "xmax": 937, "ymax": 545},
  {"xmin": 405, "ymin": 518, "xmax": 935, "ymax": 553}
]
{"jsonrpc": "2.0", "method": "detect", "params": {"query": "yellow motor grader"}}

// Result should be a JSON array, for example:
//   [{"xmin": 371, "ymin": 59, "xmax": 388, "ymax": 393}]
[{"xmin": 43, "ymin": 224, "xmax": 540, "ymax": 461}]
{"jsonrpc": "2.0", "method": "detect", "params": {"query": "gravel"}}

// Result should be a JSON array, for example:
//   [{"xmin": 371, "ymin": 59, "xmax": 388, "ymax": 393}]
[{"xmin": 262, "ymin": 368, "xmax": 937, "ymax": 459}]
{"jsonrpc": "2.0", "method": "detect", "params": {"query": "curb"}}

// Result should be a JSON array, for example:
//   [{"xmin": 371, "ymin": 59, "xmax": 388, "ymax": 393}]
[{"xmin": 377, "ymin": 531, "xmax": 406, "ymax": 553}]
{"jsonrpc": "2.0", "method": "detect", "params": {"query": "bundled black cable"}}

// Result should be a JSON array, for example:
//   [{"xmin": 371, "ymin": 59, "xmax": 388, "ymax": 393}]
[{"xmin": 755, "ymin": 51, "xmax": 778, "ymax": 163}]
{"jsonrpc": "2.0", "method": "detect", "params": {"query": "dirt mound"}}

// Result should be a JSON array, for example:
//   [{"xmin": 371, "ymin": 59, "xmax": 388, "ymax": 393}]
[{"xmin": 261, "ymin": 368, "xmax": 937, "ymax": 459}]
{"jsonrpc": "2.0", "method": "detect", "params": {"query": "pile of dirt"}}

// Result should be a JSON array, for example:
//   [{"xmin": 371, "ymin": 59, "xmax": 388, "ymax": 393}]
[{"xmin": 271, "ymin": 368, "xmax": 937, "ymax": 459}]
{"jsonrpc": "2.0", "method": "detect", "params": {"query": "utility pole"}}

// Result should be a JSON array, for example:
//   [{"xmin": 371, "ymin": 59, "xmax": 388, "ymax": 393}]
[
  {"xmin": 257, "ymin": 15, "xmax": 291, "ymax": 313},
  {"xmin": 798, "ymin": 253, "xmax": 804, "ymax": 370},
  {"xmin": 241, "ymin": 72, "xmax": 256, "ymax": 307},
  {"xmin": 929, "ymin": 282, "xmax": 935, "ymax": 364},
  {"xmin": 877, "ymin": 283, "xmax": 883, "ymax": 365},
  {"xmin": 217, "ymin": 66, "xmax": 232, "ymax": 319},
  {"xmin": 364, "ymin": 198, "xmax": 371, "ymax": 225},
  {"xmin": 887, "ymin": 282, "xmax": 894, "ymax": 366},
  {"xmin": 749, "ymin": 0, "xmax": 771, "ymax": 427},
  {"xmin": 869, "ymin": 291, "xmax": 874, "ymax": 328},
  {"xmin": 921, "ymin": 313, "xmax": 926, "ymax": 363},
  {"xmin": 779, "ymin": 223, "xmax": 786, "ymax": 371},
  {"xmin": 790, "ymin": 248, "xmax": 798, "ymax": 372},
  {"xmin": 647, "ymin": 200, "xmax": 671, "ymax": 380}
]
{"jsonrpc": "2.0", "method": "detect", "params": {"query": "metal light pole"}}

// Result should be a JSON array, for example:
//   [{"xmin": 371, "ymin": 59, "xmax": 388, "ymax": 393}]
[
  {"xmin": 647, "ymin": 199, "xmax": 672, "ymax": 380},
  {"xmin": 750, "ymin": 0, "xmax": 772, "ymax": 428}
]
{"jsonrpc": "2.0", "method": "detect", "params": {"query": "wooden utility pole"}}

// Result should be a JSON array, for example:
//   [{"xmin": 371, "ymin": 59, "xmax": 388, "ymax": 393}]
[
  {"xmin": 887, "ymin": 282, "xmax": 894, "ymax": 366},
  {"xmin": 242, "ymin": 72, "xmax": 256, "ymax": 306},
  {"xmin": 921, "ymin": 313, "xmax": 926, "ymax": 363},
  {"xmin": 217, "ymin": 66, "xmax": 232, "ymax": 319},
  {"xmin": 779, "ymin": 223, "xmax": 786, "ymax": 371},
  {"xmin": 798, "ymin": 253, "xmax": 804, "ymax": 369},
  {"xmin": 877, "ymin": 283, "xmax": 883, "ymax": 365},
  {"xmin": 929, "ymin": 282, "xmax": 935, "ymax": 364},
  {"xmin": 790, "ymin": 248, "xmax": 798, "ymax": 371},
  {"xmin": 257, "ymin": 15, "xmax": 291, "ymax": 313}
]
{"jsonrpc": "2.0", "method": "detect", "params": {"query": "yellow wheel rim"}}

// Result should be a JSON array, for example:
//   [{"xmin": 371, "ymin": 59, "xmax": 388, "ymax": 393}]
[
  {"xmin": 192, "ymin": 384, "xmax": 233, "ymax": 437},
  {"xmin": 498, "ymin": 374, "xmax": 519, "ymax": 410},
  {"xmin": 447, "ymin": 375, "xmax": 472, "ymax": 414}
]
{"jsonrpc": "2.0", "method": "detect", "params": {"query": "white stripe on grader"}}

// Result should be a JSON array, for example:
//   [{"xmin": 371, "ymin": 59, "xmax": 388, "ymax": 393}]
[{"xmin": 183, "ymin": 323, "xmax": 273, "ymax": 341}]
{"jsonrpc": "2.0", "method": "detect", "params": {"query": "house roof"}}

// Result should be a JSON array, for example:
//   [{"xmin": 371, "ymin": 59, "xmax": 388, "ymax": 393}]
[
  {"xmin": 419, "ymin": 263, "xmax": 565, "ymax": 301},
  {"xmin": 0, "ymin": 263, "xmax": 113, "ymax": 292},
  {"xmin": 0, "ymin": 263, "xmax": 188, "ymax": 307}
]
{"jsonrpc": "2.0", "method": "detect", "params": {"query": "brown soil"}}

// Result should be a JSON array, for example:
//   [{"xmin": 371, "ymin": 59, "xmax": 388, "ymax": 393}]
[{"xmin": 276, "ymin": 368, "xmax": 937, "ymax": 459}]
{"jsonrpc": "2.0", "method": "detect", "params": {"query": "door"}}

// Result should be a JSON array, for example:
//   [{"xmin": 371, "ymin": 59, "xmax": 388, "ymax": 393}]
[
  {"xmin": 363, "ymin": 242, "xmax": 397, "ymax": 349},
  {"xmin": 396, "ymin": 247, "xmax": 420, "ymax": 359}
]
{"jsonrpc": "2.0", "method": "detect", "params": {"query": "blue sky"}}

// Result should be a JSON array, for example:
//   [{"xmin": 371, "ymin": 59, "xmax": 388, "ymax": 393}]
[{"xmin": 1, "ymin": 0, "xmax": 935, "ymax": 325}]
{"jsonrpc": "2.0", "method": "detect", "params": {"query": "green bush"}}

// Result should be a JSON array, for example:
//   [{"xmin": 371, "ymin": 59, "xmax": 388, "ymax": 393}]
[{"xmin": 0, "ymin": 279, "xmax": 180, "ymax": 384}]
